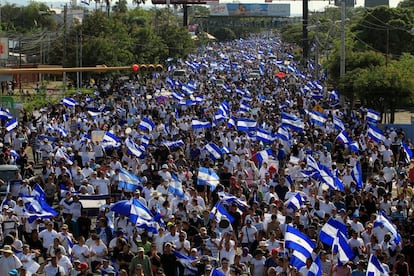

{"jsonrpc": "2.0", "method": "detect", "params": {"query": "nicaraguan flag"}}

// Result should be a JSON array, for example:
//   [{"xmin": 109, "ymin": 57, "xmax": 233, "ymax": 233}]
[
  {"xmin": 192, "ymin": 119, "xmax": 211, "ymax": 129},
  {"xmin": 172, "ymin": 90, "xmax": 184, "ymax": 101},
  {"xmin": 87, "ymin": 107, "xmax": 101, "ymax": 117},
  {"xmin": 281, "ymin": 112, "xmax": 304, "ymax": 132},
  {"xmin": 22, "ymin": 195, "xmax": 59, "ymax": 223},
  {"xmin": 401, "ymin": 142, "xmax": 413, "ymax": 163},
  {"xmin": 173, "ymin": 251, "xmax": 198, "ymax": 274},
  {"xmin": 10, "ymin": 150, "xmax": 20, "ymax": 159},
  {"xmin": 374, "ymin": 209, "xmax": 401, "ymax": 244},
  {"xmin": 367, "ymin": 254, "xmax": 389, "ymax": 276},
  {"xmin": 125, "ymin": 138, "xmax": 145, "ymax": 158},
  {"xmin": 256, "ymin": 128, "xmax": 275, "ymax": 144},
  {"xmin": 168, "ymin": 173, "xmax": 185, "ymax": 198},
  {"xmin": 336, "ymin": 130, "xmax": 351, "ymax": 144},
  {"xmin": 0, "ymin": 108, "xmax": 13, "ymax": 120},
  {"xmin": 32, "ymin": 183, "xmax": 46, "ymax": 199},
  {"xmin": 308, "ymin": 255, "xmax": 322, "ymax": 276},
  {"xmin": 197, "ymin": 166, "xmax": 219, "ymax": 191},
  {"xmin": 256, "ymin": 148, "xmax": 273, "ymax": 165},
  {"xmin": 351, "ymin": 161, "xmax": 363, "ymax": 189},
  {"xmin": 334, "ymin": 116, "xmax": 345, "ymax": 131},
  {"xmin": 319, "ymin": 218, "xmax": 348, "ymax": 246},
  {"xmin": 238, "ymin": 102, "xmax": 250, "ymax": 113},
  {"xmin": 56, "ymin": 125, "xmax": 68, "ymax": 137},
  {"xmin": 163, "ymin": 140, "xmax": 185, "ymax": 149},
  {"xmin": 209, "ymin": 201, "xmax": 235, "ymax": 223},
  {"xmin": 367, "ymin": 125, "xmax": 385, "ymax": 143},
  {"xmin": 332, "ymin": 231, "xmax": 354, "ymax": 265},
  {"xmin": 329, "ymin": 90, "xmax": 340, "ymax": 102},
  {"xmin": 103, "ymin": 132, "xmax": 121, "ymax": 148},
  {"xmin": 55, "ymin": 148, "xmax": 73, "ymax": 165},
  {"xmin": 141, "ymin": 135, "xmax": 150, "ymax": 148},
  {"xmin": 62, "ymin": 97, "xmax": 77, "ymax": 107},
  {"xmin": 349, "ymin": 141, "xmax": 360, "ymax": 153},
  {"xmin": 277, "ymin": 127, "xmax": 290, "ymax": 142},
  {"xmin": 306, "ymin": 155, "xmax": 320, "ymax": 171},
  {"xmin": 218, "ymin": 191, "xmax": 249, "ymax": 211},
  {"xmin": 237, "ymin": 117, "xmax": 257, "ymax": 132},
  {"xmin": 219, "ymin": 101, "xmax": 230, "ymax": 115},
  {"xmin": 366, "ymin": 109, "xmax": 381, "ymax": 123},
  {"xmin": 130, "ymin": 198, "xmax": 153, "ymax": 223},
  {"xmin": 139, "ymin": 118, "xmax": 155, "ymax": 132},
  {"xmin": 118, "ymin": 168, "xmax": 142, "ymax": 192},
  {"xmin": 309, "ymin": 110, "xmax": 327, "ymax": 127},
  {"xmin": 204, "ymin": 142, "xmax": 222, "ymax": 160},
  {"xmin": 285, "ymin": 225, "xmax": 315, "ymax": 268},
  {"xmin": 285, "ymin": 192, "xmax": 305, "ymax": 211},
  {"xmin": 6, "ymin": 118, "xmax": 18, "ymax": 132},
  {"xmin": 227, "ymin": 116, "xmax": 236, "ymax": 129},
  {"xmin": 318, "ymin": 164, "xmax": 345, "ymax": 191}
]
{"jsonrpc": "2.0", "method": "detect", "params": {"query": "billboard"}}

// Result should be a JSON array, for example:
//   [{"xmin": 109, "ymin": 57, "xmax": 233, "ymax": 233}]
[
  {"xmin": 334, "ymin": 0, "xmax": 355, "ymax": 7},
  {"xmin": 209, "ymin": 3, "xmax": 290, "ymax": 17},
  {"xmin": 365, "ymin": 0, "xmax": 389, "ymax": 7},
  {"xmin": 151, "ymin": 0, "xmax": 217, "ymax": 4},
  {"xmin": 0, "ymin": 38, "xmax": 9, "ymax": 60}
]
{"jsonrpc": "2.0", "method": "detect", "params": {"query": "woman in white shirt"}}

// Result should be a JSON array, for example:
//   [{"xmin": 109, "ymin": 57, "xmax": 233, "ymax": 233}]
[
  {"xmin": 250, "ymin": 249, "xmax": 266, "ymax": 276},
  {"xmin": 89, "ymin": 235, "xmax": 108, "ymax": 272},
  {"xmin": 71, "ymin": 236, "xmax": 89, "ymax": 263}
]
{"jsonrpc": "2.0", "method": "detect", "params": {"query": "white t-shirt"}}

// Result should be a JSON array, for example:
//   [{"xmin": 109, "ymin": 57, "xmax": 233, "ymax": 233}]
[
  {"xmin": 251, "ymin": 256, "xmax": 266, "ymax": 276},
  {"xmin": 39, "ymin": 229, "xmax": 58, "ymax": 249},
  {"xmin": 71, "ymin": 244, "xmax": 89, "ymax": 263}
]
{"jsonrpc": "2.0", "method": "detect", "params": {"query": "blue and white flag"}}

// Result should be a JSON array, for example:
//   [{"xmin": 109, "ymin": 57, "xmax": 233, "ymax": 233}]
[
  {"xmin": 192, "ymin": 119, "xmax": 211, "ymax": 129},
  {"xmin": 125, "ymin": 138, "xmax": 145, "ymax": 158},
  {"xmin": 367, "ymin": 254, "xmax": 389, "ymax": 276},
  {"xmin": 62, "ymin": 97, "xmax": 77, "ymax": 107},
  {"xmin": 336, "ymin": 130, "xmax": 351, "ymax": 144},
  {"xmin": 374, "ymin": 209, "xmax": 401, "ymax": 244},
  {"xmin": 6, "ymin": 118, "xmax": 18, "ymax": 132},
  {"xmin": 367, "ymin": 125, "xmax": 385, "ymax": 143},
  {"xmin": 256, "ymin": 128, "xmax": 275, "ymax": 144},
  {"xmin": 168, "ymin": 173, "xmax": 185, "ymax": 199},
  {"xmin": 0, "ymin": 108, "xmax": 13, "ymax": 120},
  {"xmin": 277, "ymin": 127, "xmax": 290, "ymax": 142},
  {"xmin": 401, "ymin": 142, "xmax": 413, "ymax": 163},
  {"xmin": 218, "ymin": 101, "xmax": 230, "ymax": 116},
  {"xmin": 209, "ymin": 201, "xmax": 234, "ymax": 223},
  {"xmin": 130, "ymin": 198, "xmax": 153, "ymax": 223},
  {"xmin": 87, "ymin": 108, "xmax": 101, "ymax": 117},
  {"xmin": 163, "ymin": 140, "xmax": 185, "ymax": 149},
  {"xmin": 349, "ymin": 141, "xmax": 360, "ymax": 153},
  {"xmin": 141, "ymin": 136, "xmax": 150, "ymax": 148},
  {"xmin": 197, "ymin": 167, "xmax": 220, "ymax": 191},
  {"xmin": 366, "ymin": 109, "xmax": 381, "ymax": 123},
  {"xmin": 351, "ymin": 161, "xmax": 363, "ymax": 189},
  {"xmin": 172, "ymin": 90, "xmax": 184, "ymax": 101},
  {"xmin": 103, "ymin": 132, "xmax": 121, "ymax": 148},
  {"xmin": 173, "ymin": 251, "xmax": 198, "ymax": 274},
  {"xmin": 238, "ymin": 102, "xmax": 250, "ymax": 113},
  {"xmin": 227, "ymin": 116, "xmax": 236, "ymax": 129},
  {"xmin": 237, "ymin": 117, "xmax": 257, "ymax": 132},
  {"xmin": 309, "ymin": 110, "xmax": 327, "ymax": 127},
  {"xmin": 32, "ymin": 183, "xmax": 46, "ymax": 199},
  {"xmin": 118, "ymin": 168, "xmax": 142, "ymax": 192},
  {"xmin": 281, "ymin": 112, "xmax": 304, "ymax": 132},
  {"xmin": 318, "ymin": 164, "xmax": 345, "ymax": 191},
  {"xmin": 139, "ymin": 118, "xmax": 155, "ymax": 132},
  {"xmin": 56, "ymin": 126, "xmax": 68, "ymax": 137},
  {"xmin": 285, "ymin": 226, "xmax": 315, "ymax": 268},
  {"xmin": 204, "ymin": 142, "xmax": 222, "ymax": 160},
  {"xmin": 218, "ymin": 192, "xmax": 249, "ymax": 211},
  {"xmin": 55, "ymin": 148, "xmax": 73, "ymax": 165},
  {"xmin": 10, "ymin": 150, "xmax": 20, "ymax": 159},
  {"xmin": 333, "ymin": 116, "xmax": 345, "ymax": 131},
  {"xmin": 332, "ymin": 231, "xmax": 354, "ymax": 265},
  {"xmin": 319, "ymin": 218, "xmax": 348, "ymax": 246},
  {"xmin": 309, "ymin": 255, "xmax": 322, "ymax": 276},
  {"xmin": 22, "ymin": 195, "xmax": 59, "ymax": 223},
  {"xmin": 285, "ymin": 193, "xmax": 305, "ymax": 211},
  {"xmin": 256, "ymin": 148, "xmax": 273, "ymax": 165}
]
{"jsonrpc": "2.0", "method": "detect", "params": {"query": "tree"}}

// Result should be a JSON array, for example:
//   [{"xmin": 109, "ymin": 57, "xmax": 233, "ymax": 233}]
[
  {"xmin": 211, "ymin": 27, "xmax": 236, "ymax": 42},
  {"xmin": 112, "ymin": 0, "xmax": 128, "ymax": 14}
]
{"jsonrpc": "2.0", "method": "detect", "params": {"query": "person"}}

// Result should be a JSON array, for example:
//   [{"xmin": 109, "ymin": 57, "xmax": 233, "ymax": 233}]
[
  {"xmin": 0, "ymin": 245, "xmax": 23, "ymax": 276},
  {"xmin": 160, "ymin": 243, "xmax": 176, "ymax": 276},
  {"xmin": 76, "ymin": 262, "xmax": 92, "ymax": 276},
  {"xmin": 89, "ymin": 234, "xmax": 108, "ymax": 272},
  {"xmin": 392, "ymin": 253, "xmax": 409, "ymax": 276},
  {"xmin": 38, "ymin": 256, "xmax": 64, "ymax": 276},
  {"xmin": 129, "ymin": 247, "xmax": 152, "ymax": 276}
]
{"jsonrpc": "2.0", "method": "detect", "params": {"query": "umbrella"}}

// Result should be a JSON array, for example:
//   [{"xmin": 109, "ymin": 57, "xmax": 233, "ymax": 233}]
[
  {"xmin": 110, "ymin": 200, "xmax": 131, "ymax": 215},
  {"xmin": 276, "ymin": 72, "xmax": 287, "ymax": 78}
]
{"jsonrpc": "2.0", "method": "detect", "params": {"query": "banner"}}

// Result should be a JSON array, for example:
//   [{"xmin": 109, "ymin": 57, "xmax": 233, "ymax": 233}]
[{"xmin": 209, "ymin": 3, "xmax": 290, "ymax": 17}]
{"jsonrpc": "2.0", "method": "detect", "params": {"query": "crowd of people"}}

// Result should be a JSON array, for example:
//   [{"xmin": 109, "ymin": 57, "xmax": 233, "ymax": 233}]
[{"xmin": 0, "ymin": 32, "xmax": 413, "ymax": 276}]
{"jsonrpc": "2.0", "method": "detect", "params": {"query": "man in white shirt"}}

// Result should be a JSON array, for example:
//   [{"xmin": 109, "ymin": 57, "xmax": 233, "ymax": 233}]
[{"xmin": 39, "ymin": 221, "xmax": 58, "ymax": 257}]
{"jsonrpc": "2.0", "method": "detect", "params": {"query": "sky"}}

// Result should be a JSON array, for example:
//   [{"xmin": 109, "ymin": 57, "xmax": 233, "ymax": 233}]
[{"xmin": 6, "ymin": 0, "xmax": 403, "ymax": 16}]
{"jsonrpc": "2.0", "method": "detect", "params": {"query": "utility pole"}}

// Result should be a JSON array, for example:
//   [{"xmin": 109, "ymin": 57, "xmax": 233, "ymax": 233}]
[
  {"xmin": 80, "ymin": 29, "xmax": 83, "ymax": 89},
  {"xmin": 63, "ymin": 4, "xmax": 67, "ymax": 93},
  {"xmin": 302, "ymin": 0, "xmax": 309, "ymax": 61},
  {"xmin": 340, "ymin": 0, "xmax": 346, "ymax": 78}
]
